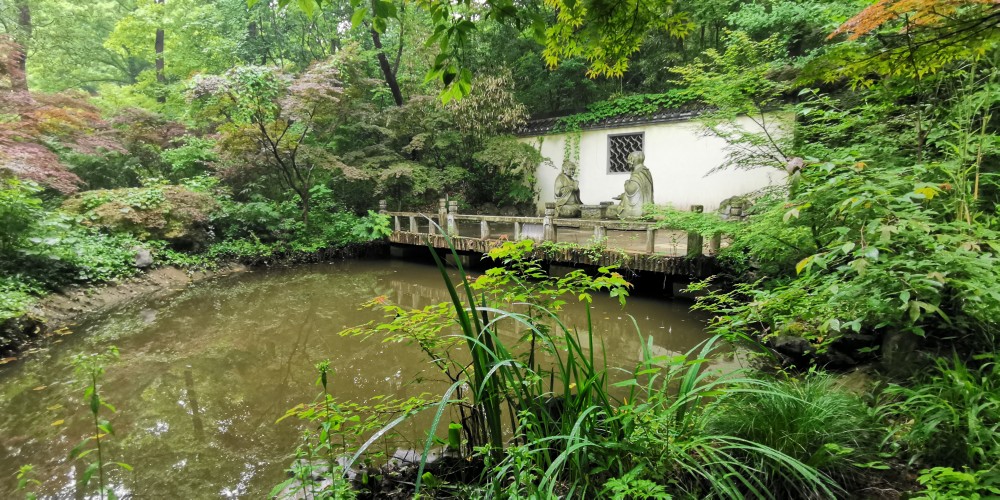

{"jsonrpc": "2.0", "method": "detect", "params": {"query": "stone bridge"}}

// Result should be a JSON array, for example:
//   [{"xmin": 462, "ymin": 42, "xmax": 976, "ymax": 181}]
[{"xmin": 381, "ymin": 200, "xmax": 720, "ymax": 278}]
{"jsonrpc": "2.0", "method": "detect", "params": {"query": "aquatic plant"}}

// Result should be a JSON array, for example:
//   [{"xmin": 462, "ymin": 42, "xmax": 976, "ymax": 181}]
[
  {"xmin": 13, "ymin": 465, "xmax": 40, "ymax": 499},
  {"xmin": 68, "ymin": 346, "xmax": 131, "ymax": 500}
]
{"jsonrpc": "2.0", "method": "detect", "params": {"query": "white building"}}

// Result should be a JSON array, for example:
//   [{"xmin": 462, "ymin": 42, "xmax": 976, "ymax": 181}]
[{"xmin": 520, "ymin": 108, "xmax": 787, "ymax": 214}]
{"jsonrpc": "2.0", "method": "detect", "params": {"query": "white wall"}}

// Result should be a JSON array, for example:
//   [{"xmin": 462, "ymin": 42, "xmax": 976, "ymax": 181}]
[{"xmin": 524, "ymin": 115, "xmax": 786, "ymax": 213}]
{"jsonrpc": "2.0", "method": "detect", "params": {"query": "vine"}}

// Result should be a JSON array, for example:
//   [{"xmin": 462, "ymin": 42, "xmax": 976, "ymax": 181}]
[
  {"xmin": 553, "ymin": 89, "xmax": 696, "ymax": 168},
  {"xmin": 562, "ymin": 131, "xmax": 581, "ymax": 169},
  {"xmin": 553, "ymin": 89, "xmax": 696, "ymax": 134}
]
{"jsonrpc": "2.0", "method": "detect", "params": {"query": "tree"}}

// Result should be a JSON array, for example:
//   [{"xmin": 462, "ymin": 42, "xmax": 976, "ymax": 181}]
[
  {"xmin": 273, "ymin": 0, "xmax": 695, "ymax": 101},
  {"xmin": 0, "ymin": 47, "xmax": 123, "ymax": 193},
  {"xmin": 12, "ymin": 0, "xmax": 29, "ymax": 90},
  {"xmin": 155, "ymin": 0, "xmax": 165, "ymax": 102},
  {"xmin": 672, "ymin": 31, "xmax": 792, "ymax": 172},
  {"xmin": 819, "ymin": 0, "xmax": 999, "ymax": 84},
  {"xmin": 16, "ymin": 0, "xmax": 148, "ymax": 91},
  {"xmin": 189, "ymin": 60, "xmax": 347, "ymax": 224}
]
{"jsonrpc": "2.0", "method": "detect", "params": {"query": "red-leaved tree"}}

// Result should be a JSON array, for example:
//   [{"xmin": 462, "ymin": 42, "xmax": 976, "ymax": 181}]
[{"xmin": 0, "ymin": 40, "xmax": 123, "ymax": 194}]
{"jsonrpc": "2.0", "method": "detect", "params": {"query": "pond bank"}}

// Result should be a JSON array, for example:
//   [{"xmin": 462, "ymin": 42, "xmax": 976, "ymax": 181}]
[
  {"xmin": 0, "ymin": 241, "xmax": 391, "ymax": 359},
  {"xmin": 1, "ymin": 265, "xmax": 246, "ymax": 360}
]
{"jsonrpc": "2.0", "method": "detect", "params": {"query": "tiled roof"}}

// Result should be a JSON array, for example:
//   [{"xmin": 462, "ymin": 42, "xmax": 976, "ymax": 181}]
[{"xmin": 518, "ymin": 103, "xmax": 712, "ymax": 136}]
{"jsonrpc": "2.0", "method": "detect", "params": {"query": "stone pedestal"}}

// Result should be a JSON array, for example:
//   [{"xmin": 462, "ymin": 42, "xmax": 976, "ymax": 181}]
[{"xmin": 580, "ymin": 205, "xmax": 603, "ymax": 220}]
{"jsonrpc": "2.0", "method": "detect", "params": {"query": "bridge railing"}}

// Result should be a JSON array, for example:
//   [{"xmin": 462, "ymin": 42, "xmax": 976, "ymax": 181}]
[{"xmin": 379, "ymin": 199, "xmax": 717, "ymax": 257}]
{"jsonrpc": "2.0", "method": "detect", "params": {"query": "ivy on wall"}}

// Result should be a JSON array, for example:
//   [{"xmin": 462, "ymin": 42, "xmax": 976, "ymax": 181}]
[
  {"xmin": 551, "ymin": 89, "xmax": 696, "ymax": 167},
  {"xmin": 553, "ymin": 89, "xmax": 696, "ymax": 133}
]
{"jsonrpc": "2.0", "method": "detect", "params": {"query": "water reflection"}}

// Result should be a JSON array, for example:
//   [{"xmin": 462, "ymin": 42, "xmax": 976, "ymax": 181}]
[{"xmin": 0, "ymin": 260, "xmax": 718, "ymax": 498}]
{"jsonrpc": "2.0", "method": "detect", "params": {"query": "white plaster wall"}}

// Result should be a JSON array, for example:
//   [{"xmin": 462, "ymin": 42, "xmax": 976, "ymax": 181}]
[{"xmin": 524, "ymin": 115, "xmax": 786, "ymax": 213}]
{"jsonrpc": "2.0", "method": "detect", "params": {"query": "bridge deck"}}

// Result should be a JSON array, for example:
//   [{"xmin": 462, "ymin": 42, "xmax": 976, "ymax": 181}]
[{"xmin": 383, "ymin": 207, "xmax": 720, "ymax": 278}]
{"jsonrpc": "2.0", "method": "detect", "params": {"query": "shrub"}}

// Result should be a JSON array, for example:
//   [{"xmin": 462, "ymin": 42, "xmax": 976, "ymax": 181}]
[
  {"xmin": 0, "ymin": 178, "xmax": 44, "ymax": 257},
  {"xmin": 694, "ymin": 161, "xmax": 1000, "ymax": 355},
  {"xmin": 61, "ymin": 185, "xmax": 219, "ymax": 249},
  {"xmin": 913, "ymin": 467, "xmax": 1000, "ymax": 499}
]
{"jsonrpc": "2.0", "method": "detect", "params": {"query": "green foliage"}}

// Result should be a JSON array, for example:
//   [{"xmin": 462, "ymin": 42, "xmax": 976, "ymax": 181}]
[
  {"xmin": 554, "ymin": 90, "xmax": 695, "ymax": 132},
  {"xmin": 707, "ymin": 373, "xmax": 884, "ymax": 494},
  {"xmin": 0, "ymin": 178, "xmax": 44, "ymax": 257},
  {"xmin": 159, "ymin": 136, "xmax": 217, "ymax": 179},
  {"xmin": 882, "ymin": 353, "xmax": 1000, "ymax": 469},
  {"xmin": 672, "ymin": 30, "xmax": 793, "ymax": 171},
  {"xmin": 601, "ymin": 466, "xmax": 672, "ymax": 500},
  {"xmin": 0, "ymin": 178, "xmax": 142, "ymax": 314},
  {"xmin": 273, "ymin": 361, "xmax": 429, "ymax": 499},
  {"xmin": 649, "ymin": 204, "xmax": 736, "ymax": 237},
  {"xmin": 69, "ymin": 347, "xmax": 131, "ymax": 500},
  {"xmin": 468, "ymin": 136, "xmax": 540, "ymax": 207},
  {"xmin": 0, "ymin": 276, "xmax": 39, "ymax": 325},
  {"xmin": 207, "ymin": 193, "xmax": 389, "ymax": 263},
  {"xmin": 315, "ymin": 239, "xmax": 841, "ymax": 498},
  {"xmin": 14, "ymin": 464, "xmax": 41, "ymax": 500},
  {"xmin": 912, "ymin": 467, "xmax": 1000, "ymax": 500},
  {"xmin": 697, "ymin": 157, "xmax": 1000, "ymax": 352},
  {"xmin": 62, "ymin": 185, "xmax": 219, "ymax": 249}
]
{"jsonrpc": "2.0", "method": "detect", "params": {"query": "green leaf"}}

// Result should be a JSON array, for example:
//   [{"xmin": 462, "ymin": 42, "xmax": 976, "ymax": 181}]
[
  {"xmin": 81, "ymin": 462, "xmax": 99, "ymax": 488},
  {"xmin": 69, "ymin": 442, "xmax": 87, "ymax": 459},
  {"xmin": 297, "ymin": 0, "xmax": 316, "ymax": 17},
  {"xmin": 351, "ymin": 8, "xmax": 367, "ymax": 28},
  {"xmin": 795, "ymin": 255, "xmax": 814, "ymax": 274}
]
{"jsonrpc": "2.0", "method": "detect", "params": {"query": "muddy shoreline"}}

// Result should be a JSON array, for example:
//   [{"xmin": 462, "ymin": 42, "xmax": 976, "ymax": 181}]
[{"xmin": 0, "ymin": 264, "xmax": 248, "ymax": 360}]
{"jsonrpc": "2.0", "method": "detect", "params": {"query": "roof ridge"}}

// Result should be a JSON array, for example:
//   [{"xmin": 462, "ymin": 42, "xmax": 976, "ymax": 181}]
[{"xmin": 518, "ymin": 103, "xmax": 712, "ymax": 136}]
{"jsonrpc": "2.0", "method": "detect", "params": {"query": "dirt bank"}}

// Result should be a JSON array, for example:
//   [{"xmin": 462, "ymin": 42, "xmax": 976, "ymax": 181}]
[{"xmin": 0, "ymin": 264, "xmax": 247, "ymax": 359}]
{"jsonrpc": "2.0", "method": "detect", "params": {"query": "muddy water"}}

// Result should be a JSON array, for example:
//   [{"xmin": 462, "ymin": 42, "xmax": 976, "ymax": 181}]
[{"xmin": 0, "ymin": 260, "xmax": 722, "ymax": 498}]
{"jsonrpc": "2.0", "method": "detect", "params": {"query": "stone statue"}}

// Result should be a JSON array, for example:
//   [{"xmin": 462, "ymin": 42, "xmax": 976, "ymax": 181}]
[
  {"xmin": 554, "ymin": 160, "xmax": 583, "ymax": 217},
  {"xmin": 613, "ymin": 151, "xmax": 653, "ymax": 219}
]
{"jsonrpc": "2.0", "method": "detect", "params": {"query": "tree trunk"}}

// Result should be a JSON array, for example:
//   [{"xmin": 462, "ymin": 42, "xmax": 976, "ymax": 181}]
[
  {"xmin": 155, "ymin": 0, "xmax": 166, "ymax": 103},
  {"xmin": 11, "ymin": 1, "xmax": 30, "ymax": 90},
  {"xmin": 301, "ymin": 192, "xmax": 311, "ymax": 227},
  {"xmin": 369, "ymin": 26, "xmax": 403, "ymax": 106},
  {"xmin": 247, "ymin": 21, "xmax": 267, "ymax": 64}
]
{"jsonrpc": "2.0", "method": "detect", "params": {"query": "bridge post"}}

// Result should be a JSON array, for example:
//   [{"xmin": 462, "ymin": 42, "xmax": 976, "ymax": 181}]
[
  {"xmin": 543, "ymin": 202, "xmax": 558, "ymax": 242},
  {"xmin": 409, "ymin": 215, "xmax": 418, "ymax": 233},
  {"xmin": 447, "ymin": 201, "xmax": 458, "ymax": 235},
  {"xmin": 514, "ymin": 221, "xmax": 522, "ymax": 241},
  {"xmin": 437, "ymin": 199, "xmax": 447, "ymax": 234},
  {"xmin": 480, "ymin": 220, "xmax": 490, "ymax": 239},
  {"xmin": 379, "ymin": 199, "xmax": 387, "ymax": 214},
  {"xmin": 393, "ymin": 215, "xmax": 401, "ymax": 233},
  {"xmin": 709, "ymin": 234, "xmax": 722, "ymax": 255},
  {"xmin": 687, "ymin": 205, "xmax": 704, "ymax": 258},
  {"xmin": 645, "ymin": 227, "xmax": 657, "ymax": 254},
  {"xmin": 593, "ymin": 225, "xmax": 607, "ymax": 242}
]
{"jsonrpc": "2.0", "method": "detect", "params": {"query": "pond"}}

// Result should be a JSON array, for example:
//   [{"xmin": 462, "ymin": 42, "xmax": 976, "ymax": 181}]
[{"xmin": 0, "ymin": 259, "xmax": 723, "ymax": 498}]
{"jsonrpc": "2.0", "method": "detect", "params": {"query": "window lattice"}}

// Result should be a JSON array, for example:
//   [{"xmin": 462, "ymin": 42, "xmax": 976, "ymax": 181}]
[{"xmin": 608, "ymin": 133, "xmax": 644, "ymax": 173}]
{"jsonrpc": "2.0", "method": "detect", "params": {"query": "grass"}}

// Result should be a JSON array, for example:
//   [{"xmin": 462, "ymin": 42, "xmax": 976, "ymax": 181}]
[{"xmin": 356, "ymin": 226, "xmax": 843, "ymax": 498}]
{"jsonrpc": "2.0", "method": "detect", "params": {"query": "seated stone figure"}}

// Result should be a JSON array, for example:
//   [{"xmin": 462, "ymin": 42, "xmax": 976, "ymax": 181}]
[
  {"xmin": 554, "ymin": 161, "xmax": 583, "ymax": 217},
  {"xmin": 613, "ymin": 151, "xmax": 654, "ymax": 219}
]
